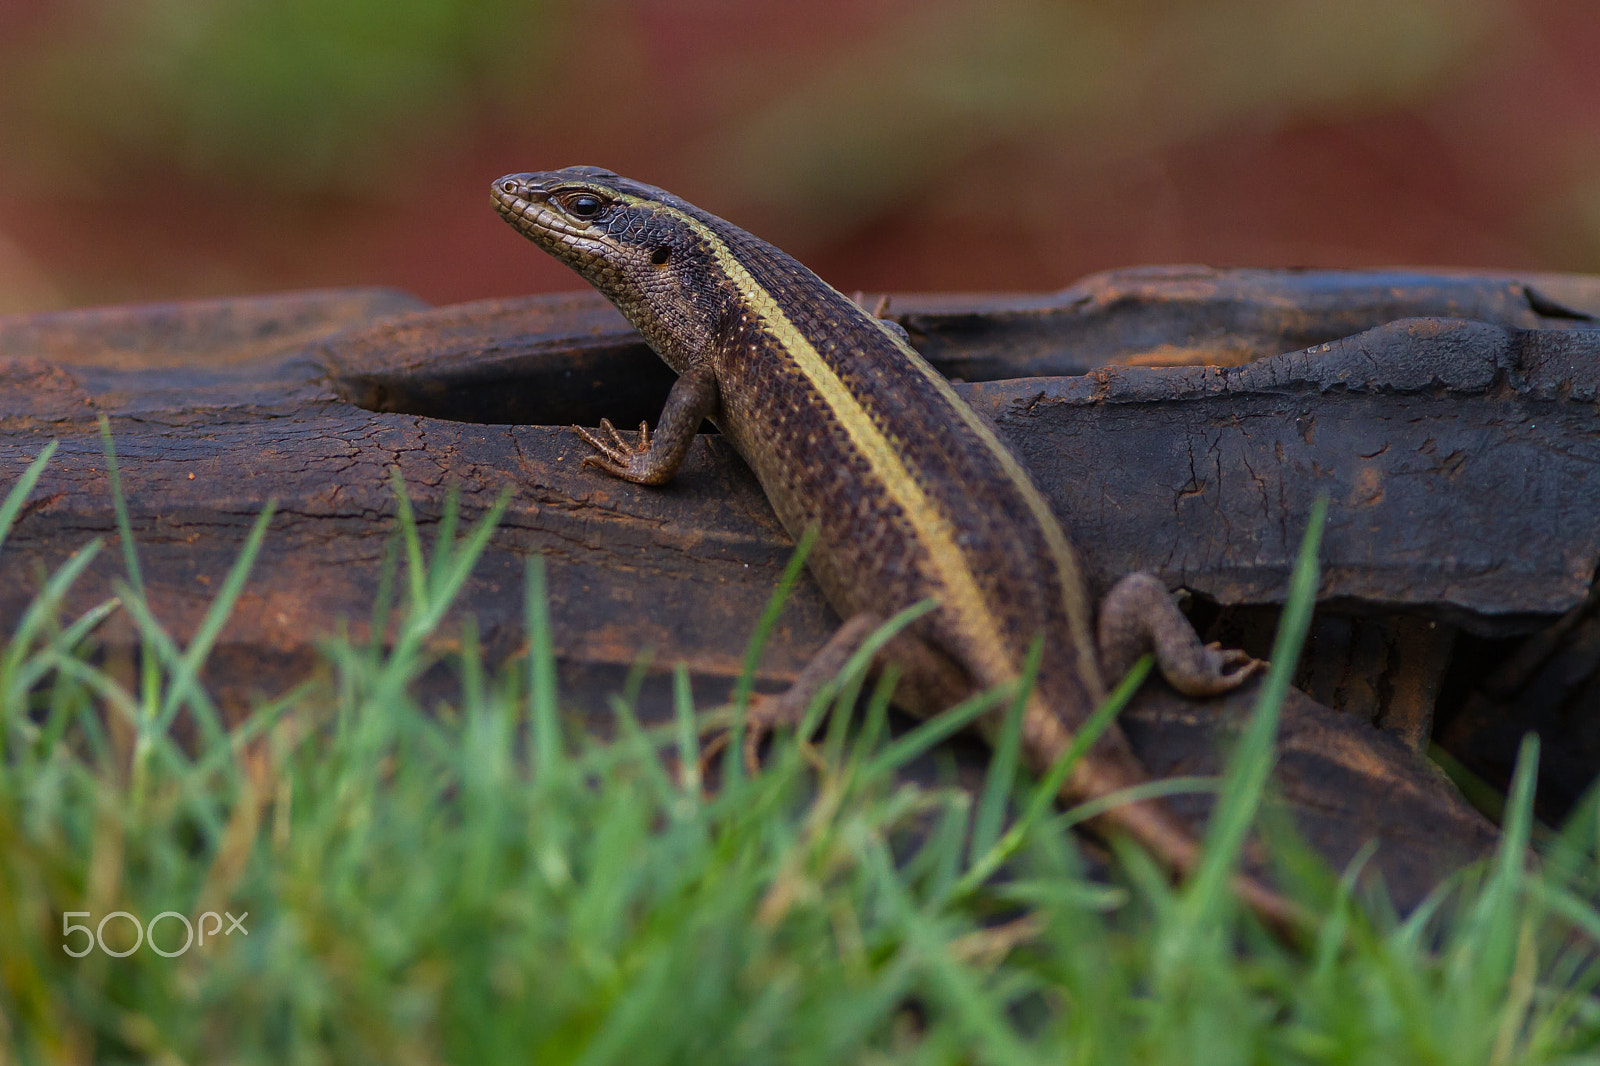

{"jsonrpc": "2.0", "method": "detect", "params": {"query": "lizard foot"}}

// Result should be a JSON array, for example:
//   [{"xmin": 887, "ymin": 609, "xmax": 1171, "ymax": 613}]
[
  {"xmin": 1198, "ymin": 641, "xmax": 1268, "ymax": 691},
  {"xmin": 699, "ymin": 691, "xmax": 814, "ymax": 779},
  {"xmin": 573, "ymin": 419, "xmax": 653, "ymax": 481},
  {"xmin": 1099, "ymin": 572, "xmax": 1268, "ymax": 697}
]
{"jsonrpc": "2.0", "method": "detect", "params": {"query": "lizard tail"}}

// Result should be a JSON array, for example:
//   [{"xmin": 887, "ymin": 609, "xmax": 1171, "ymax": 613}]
[{"xmin": 1024, "ymin": 694, "xmax": 1310, "ymax": 940}]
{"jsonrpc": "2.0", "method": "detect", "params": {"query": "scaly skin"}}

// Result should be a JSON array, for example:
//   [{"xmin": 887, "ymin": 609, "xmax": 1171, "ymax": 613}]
[{"xmin": 492, "ymin": 167, "xmax": 1297, "ymax": 933}]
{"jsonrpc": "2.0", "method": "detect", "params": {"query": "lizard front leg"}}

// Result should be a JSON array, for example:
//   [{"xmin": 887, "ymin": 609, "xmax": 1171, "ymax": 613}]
[{"xmin": 574, "ymin": 366, "xmax": 720, "ymax": 485}]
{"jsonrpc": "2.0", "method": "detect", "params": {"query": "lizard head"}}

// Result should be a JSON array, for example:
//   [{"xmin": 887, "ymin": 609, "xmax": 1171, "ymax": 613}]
[{"xmin": 493, "ymin": 167, "xmax": 724, "ymax": 372}]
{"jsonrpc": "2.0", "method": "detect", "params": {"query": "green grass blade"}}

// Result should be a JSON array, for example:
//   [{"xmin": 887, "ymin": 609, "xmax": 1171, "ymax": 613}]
[
  {"xmin": 367, "ymin": 530, "xmax": 401, "ymax": 656},
  {"xmin": 1309, "ymin": 839, "xmax": 1379, "ymax": 987},
  {"xmin": 1394, "ymin": 871, "xmax": 1465, "ymax": 956},
  {"xmin": 0, "ymin": 439, "xmax": 57, "ymax": 558},
  {"xmin": 1182, "ymin": 495, "xmax": 1327, "ymax": 924},
  {"xmin": 848, "ymin": 666, "xmax": 899, "ymax": 770},
  {"xmin": 155, "ymin": 499, "xmax": 276, "ymax": 733},
  {"xmin": 1462, "ymin": 732, "xmax": 1539, "ymax": 993},
  {"xmin": 969, "ymin": 635, "xmax": 1042, "ymax": 868},
  {"xmin": 608, "ymin": 690, "xmax": 676, "ymax": 809},
  {"xmin": 54, "ymin": 596, "xmax": 122, "ymax": 654},
  {"xmin": 41, "ymin": 650, "xmax": 142, "ymax": 740},
  {"xmin": 900, "ymin": 788, "xmax": 974, "ymax": 900},
  {"xmin": 1054, "ymin": 776, "xmax": 1221, "ymax": 829},
  {"xmin": 110, "ymin": 577, "xmax": 228, "ymax": 804},
  {"xmin": 109, "ymin": 581, "xmax": 187, "ymax": 678},
  {"xmin": 724, "ymin": 523, "xmax": 818, "ymax": 791},
  {"xmin": 1491, "ymin": 733, "xmax": 1539, "ymax": 897},
  {"xmin": 1, "ymin": 539, "xmax": 103, "ymax": 698},
  {"xmin": 861, "ymin": 837, "xmax": 1036, "ymax": 1066},
  {"xmin": 861, "ymin": 682, "xmax": 1009, "ymax": 781},
  {"xmin": 671, "ymin": 662, "xmax": 701, "ymax": 799},
  {"xmin": 951, "ymin": 656, "xmax": 1153, "ymax": 897},
  {"xmin": 795, "ymin": 601, "xmax": 935, "ymax": 769},
  {"xmin": 98, "ymin": 415, "xmax": 145, "ymax": 596},
  {"xmin": 390, "ymin": 466, "xmax": 429, "ymax": 615},
  {"xmin": 1542, "ymin": 882, "xmax": 1600, "ymax": 946},
  {"xmin": 409, "ymin": 487, "xmax": 511, "ymax": 637},
  {"xmin": 429, "ymin": 484, "xmax": 461, "ymax": 601},
  {"xmin": 526, "ymin": 554, "xmax": 561, "ymax": 782},
  {"xmin": 99, "ymin": 415, "xmax": 166, "ymax": 713}
]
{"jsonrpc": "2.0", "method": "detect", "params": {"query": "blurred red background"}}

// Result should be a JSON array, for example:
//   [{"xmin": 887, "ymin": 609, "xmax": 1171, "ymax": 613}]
[{"xmin": 1, "ymin": 0, "xmax": 1596, "ymax": 314}]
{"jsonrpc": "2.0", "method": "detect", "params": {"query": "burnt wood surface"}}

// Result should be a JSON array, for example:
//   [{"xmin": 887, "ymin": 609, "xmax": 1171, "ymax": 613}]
[
  {"xmin": 6, "ymin": 266, "xmax": 1598, "ymax": 906},
  {"xmin": 322, "ymin": 265, "xmax": 1600, "ymax": 425},
  {"xmin": 1439, "ymin": 576, "xmax": 1600, "ymax": 820},
  {"xmin": 969, "ymin": 316, "xmax": 1600, "ymax": 630}
]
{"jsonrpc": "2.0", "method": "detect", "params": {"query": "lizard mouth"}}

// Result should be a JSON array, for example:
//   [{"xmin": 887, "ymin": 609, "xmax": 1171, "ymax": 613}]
[{"xmin": 491, "ymin": 176, "xmax": 595, "ymax": 243}]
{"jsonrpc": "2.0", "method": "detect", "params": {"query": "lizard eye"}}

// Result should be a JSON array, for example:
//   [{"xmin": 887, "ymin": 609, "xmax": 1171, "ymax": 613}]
[{"xmin": 564, "ymin": 193, "xmax": 605, "ymax": 219}]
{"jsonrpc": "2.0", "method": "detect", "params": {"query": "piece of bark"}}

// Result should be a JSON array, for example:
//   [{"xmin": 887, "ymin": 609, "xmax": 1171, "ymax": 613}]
[
  {"xmin": 1207, "ymin": 607, "xmax": 1456, "ymax": 752},
  {"xmin": 1122, "ymin": 678, "xmax": 1497, "ymax": 915},
  {"xmin": 970, "ymin": 317, "xmax": 1600, "ymax": 631},
  {"xmin": 322, "ymin": 291, "xmax": 677, "ymax": 429},
  {"xmin": 0, "ymin": 287, "xmax": 426, "ymax": 368},
  {"xmin": 1440, "ymin": 576, "xmax": 1600, "ymax": 818},
  {"xmin": 897, "ymin": 265, "xmax": 1597, "ymax": 381}
]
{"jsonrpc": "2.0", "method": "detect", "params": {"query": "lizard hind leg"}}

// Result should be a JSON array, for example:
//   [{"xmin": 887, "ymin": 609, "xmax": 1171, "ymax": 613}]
[
  {"xmin": 708, "ymin": 612, "xmax": 970, "ymax": 775},
  {"xmin": 1097, "ymin": 572, "xmax": 1265, "ymax": 697}
]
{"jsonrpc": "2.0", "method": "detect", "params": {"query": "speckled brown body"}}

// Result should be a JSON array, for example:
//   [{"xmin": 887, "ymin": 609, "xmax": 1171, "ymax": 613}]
[
  {"xmin": 700, "ymin": 231, "xmax": 1107, "ymax": 715},
  {"xmin": 496, "ymin": 168, "xmax": 1104, "ymax": 723},
  {"xmin": 493, "ymin": 167, "xmax": 1288, "ymax": 927}
]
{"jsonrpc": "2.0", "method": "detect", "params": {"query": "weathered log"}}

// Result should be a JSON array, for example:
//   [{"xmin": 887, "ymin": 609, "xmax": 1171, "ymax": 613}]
[
  {"xmin": 898, "ymin": 265, "xmax": 1598, "ymax": 380},
  {"xmin": 6, "ymin": 274, "xmax": 1596, "ymax": 707},
  {"xmin": 12, "ymin": 268, "xmax": 1596, "ymax": 904}
]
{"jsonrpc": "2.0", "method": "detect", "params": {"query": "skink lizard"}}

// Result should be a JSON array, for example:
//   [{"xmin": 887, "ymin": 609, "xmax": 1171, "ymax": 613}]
[{"xmin": 492, "ymin": 167, "xmax": 1295, "ymax": 929}]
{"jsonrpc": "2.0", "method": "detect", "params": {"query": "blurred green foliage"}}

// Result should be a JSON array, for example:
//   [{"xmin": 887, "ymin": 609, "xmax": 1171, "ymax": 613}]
[
  {"xmin": 703, "ymin": 0, "xmax": 1501, "ymax": 238},
  {"xmin": 3, "ymin": 0, "xmax": 1501, "ymax": 209},
  {"xmin": 3, "ymin": 0, "xmax": 559, "ymax": 195},
  {"xmin": 5, "ymin": 0, "xmax": 1591, "ymax": 308}
]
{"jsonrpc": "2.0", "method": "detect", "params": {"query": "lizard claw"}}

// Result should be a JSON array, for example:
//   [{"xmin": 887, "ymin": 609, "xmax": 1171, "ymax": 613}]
[
  {"xmin": 573, "ymin": 420, "xmax": 654, "ymax": 480},
  {"xmin": 1205, "ymin": 642, "xmax": 1268, "ymax": 686},
  {"xmin": 698, "ymin": 693, "xmax": 784, "ymax": 779},
  {"xmin": 696, "ymin": 729, "xmax": 730, "ymax": 779}
]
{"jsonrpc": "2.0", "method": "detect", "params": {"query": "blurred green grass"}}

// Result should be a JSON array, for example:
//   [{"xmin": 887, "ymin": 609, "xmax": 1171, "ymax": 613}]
[
  {"xmin": 0, "ymin": 0, "xmax": 558, "ymax": 194},
  {"xmin": 0, "ymin": 0, "xmax": 1495, "ymax": 198},
  {"xmin": 3, "ymin": 435, "xmax": 1600, "ymax": 1062}
]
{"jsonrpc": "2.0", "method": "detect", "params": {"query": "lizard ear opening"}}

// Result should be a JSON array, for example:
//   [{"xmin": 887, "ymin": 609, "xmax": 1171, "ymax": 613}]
[{"xmin": 650, "ymin": 247, "xmax": 671, "ymax": 266}]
